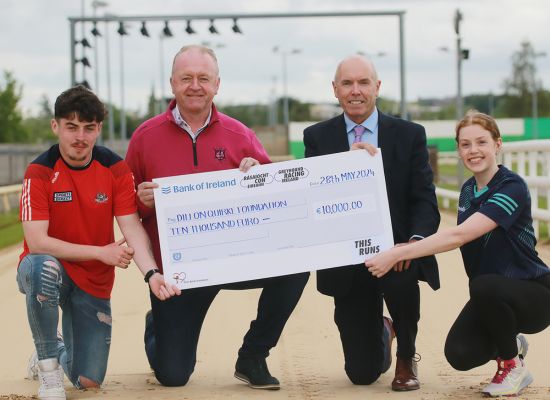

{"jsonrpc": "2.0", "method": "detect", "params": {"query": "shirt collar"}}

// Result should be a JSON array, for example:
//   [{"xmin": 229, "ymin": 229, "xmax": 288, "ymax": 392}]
[
  {"xmin": 344, "ymin": 108, "xmax": 379, "ymax": 134},
  {"xmin": 172, "ymin": 105, "xmax": 212, "ymax": 135}
]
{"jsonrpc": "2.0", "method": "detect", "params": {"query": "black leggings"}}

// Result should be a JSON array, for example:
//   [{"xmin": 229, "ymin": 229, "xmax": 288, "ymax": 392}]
[{"xmin": 444, "ymin": 273, "xmax": 550, "ymax": 371}]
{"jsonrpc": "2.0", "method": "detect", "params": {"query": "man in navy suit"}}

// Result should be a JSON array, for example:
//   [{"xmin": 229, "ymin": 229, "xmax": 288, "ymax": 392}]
[{"xmin": 303, "ymin": 55, "xmax": 440, "ymax": 391}]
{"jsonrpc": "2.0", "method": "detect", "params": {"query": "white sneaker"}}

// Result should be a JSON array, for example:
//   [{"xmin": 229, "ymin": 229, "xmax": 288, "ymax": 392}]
[
  {"xmin": 28, "ymin": 333, "xmax": 65, "ymax": 381},
  {"xmin": 26, "ymin": 350, "xmax": 39, "ymax": 380},
  {"xmin": 37, "ymin": 358, "xmax": 66, "ymax": 400},
  {"xmin": 517, "ymin": 334, "xmax": 529, "ymax": 360},
  {"xmin": 481, "ymin": 357, "xmax": 533, "ymax": 397}
]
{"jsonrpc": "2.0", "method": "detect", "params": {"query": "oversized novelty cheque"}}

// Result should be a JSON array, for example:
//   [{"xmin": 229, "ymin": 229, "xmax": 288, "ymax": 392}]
[{"xmin": 154, "ymin": 150, "xmax": 394, "ymax": 289}]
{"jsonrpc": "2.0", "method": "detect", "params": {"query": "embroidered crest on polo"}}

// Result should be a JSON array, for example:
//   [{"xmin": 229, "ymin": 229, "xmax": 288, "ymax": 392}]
[{"xmin": 214, "ymin": 147, "xmax": 226, "ymax": 161}]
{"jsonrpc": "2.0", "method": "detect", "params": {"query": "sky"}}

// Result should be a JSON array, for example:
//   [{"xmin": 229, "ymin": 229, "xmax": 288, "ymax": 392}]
[{"xmin": 1, "ymin": 0, "xmax": 549, "ymax": 116}]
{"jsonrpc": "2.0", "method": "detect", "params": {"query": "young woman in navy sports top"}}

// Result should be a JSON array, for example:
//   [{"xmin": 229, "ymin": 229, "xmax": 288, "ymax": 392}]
[{"xmin": 365, "ymin": 110, "xmax": 550, "ymax": 397}]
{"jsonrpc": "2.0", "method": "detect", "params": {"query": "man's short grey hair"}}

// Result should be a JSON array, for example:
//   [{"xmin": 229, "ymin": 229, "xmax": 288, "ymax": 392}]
[{"xmin": 171, "ymin": 44, "xmax": 219, "ymax": 76}]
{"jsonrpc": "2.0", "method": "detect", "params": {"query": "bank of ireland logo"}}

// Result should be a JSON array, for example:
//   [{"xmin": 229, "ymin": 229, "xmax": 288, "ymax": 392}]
[
  {"xmin": 161, "ymin": 186, "xmax": 171, "ymax": 195},
  {"xmin": 172, "ymin": 252, "xmax": 182, "ymax": 262}
]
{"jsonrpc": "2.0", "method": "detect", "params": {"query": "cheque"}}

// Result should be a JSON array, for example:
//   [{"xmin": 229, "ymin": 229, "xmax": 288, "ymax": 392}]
[{"xmin": 153, "ymin": 150, "xmax": 394, "ymax": 289}]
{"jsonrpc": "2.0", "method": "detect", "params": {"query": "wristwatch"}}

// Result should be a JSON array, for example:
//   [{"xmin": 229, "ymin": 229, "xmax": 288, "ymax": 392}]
[{"xmin": 144, "ymin": 268, "xmax": 160, "ymax": 283}]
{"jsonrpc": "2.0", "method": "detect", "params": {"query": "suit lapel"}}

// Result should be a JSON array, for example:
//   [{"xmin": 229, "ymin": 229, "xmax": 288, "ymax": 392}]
[
  {"xmin": 331, "ymin": 114, "xmax": 350, "ymax": 153},
  {"xmin": 378, "ymin": 111, "xmax": 396, "ymax": 169}
]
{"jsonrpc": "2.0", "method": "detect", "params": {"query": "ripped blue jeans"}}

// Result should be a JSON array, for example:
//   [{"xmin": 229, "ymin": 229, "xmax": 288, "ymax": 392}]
[{"xmin": 17, "ymin": 254, "xmax": 112, "ymax": 388}]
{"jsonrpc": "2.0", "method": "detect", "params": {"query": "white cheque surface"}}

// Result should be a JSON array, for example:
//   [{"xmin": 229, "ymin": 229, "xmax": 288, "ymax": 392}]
[{"xmin": 154, "ymin": 150, "xmax": 394, "ymax": 289}]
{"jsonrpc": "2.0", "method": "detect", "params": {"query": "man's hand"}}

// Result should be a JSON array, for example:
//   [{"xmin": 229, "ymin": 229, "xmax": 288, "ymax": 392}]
[
  {"xmin": 100, "ymin": 238, "xmax": 134, "ymax": 269},
  {"xmin": 367, "ymin": 239, "xmax": 419, "ymax": 277},
  {"xmin": 137, "ymin": 181, "xmax": 159, "ymax": 209},
  {"xmin": 365, "ymin": 246, "xmax": 401, "ymax": 278},
  {"xmin": 148, "ymin": 272, "xmax": 182, "ymax": 300},
  {"xmin": 350, "ymin": 142, "xmax": 378, "ymax": 156},
  {"xmin": 392, "ymin": 239, "xmax": 418, "ymax": 272},
  {"xmin": 239, "ymin": 157, "xmax": 260, "ymax": 172}
]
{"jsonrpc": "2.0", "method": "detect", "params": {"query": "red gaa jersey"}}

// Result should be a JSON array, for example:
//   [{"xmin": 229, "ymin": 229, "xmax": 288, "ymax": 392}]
[{"xmin": 19, "ymin": 145, "xmax": 137, "ymax": 299}]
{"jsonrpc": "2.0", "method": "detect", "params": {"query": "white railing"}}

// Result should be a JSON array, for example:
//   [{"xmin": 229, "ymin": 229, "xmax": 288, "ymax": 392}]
[
  {"xmin": 0, "ymin": 184, "xmax": 21, "ymax": 213},
  {"xmin": 436, "ymin": 187, "xmax": 460, "ymax": 210},
  {"xmin": 436, "ymin": 139, "xmax": 550, "ymax": 238},
  {"xmin": 4, "ymin": 139, "xmax": 550, "ymax": 235}
]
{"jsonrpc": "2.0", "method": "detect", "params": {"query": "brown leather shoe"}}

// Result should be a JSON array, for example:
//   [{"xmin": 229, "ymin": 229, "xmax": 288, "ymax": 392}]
[{"xmin": 391, "ymin": 355, "xmax": 420, "ymax": 391}]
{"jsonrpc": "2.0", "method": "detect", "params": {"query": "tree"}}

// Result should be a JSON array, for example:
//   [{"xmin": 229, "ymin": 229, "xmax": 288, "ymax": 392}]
[
  {"xmin": 37, "ymin": 94, "xmax": 53, "ymax": 119},
  {"xmin": 500, "ymin": 40, "xmax": 550, "ymax": 117},
  {"xmin": 275, "ymin": 97, "xmax": 312, "ymax": 122},
  {"xmin": 22, "ymin": 95, "xmax": 55, "ymax": 143},
  {"xmin": 145, "ymin": 84, "xmax": 159, "ymax": 120},
  {"xmin": 0, "ymin": 71, "xmax": 28, "ymax": 142},
  {"xmin": 218, "ymin": 103, "xmax": 269, "ymax": 127},
  {"xmin": 376, "ymin": 96, "xmax": 400, "ymax": 117},
  {"xmin": 503, "ymin": 41, "xmax": 535, "ymax": 97}
]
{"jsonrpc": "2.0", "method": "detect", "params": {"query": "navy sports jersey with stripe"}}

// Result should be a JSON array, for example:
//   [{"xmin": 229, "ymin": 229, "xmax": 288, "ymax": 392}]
[{"xmin": 457, "ymin": 165, "xmax": 549, "ymax": 280}]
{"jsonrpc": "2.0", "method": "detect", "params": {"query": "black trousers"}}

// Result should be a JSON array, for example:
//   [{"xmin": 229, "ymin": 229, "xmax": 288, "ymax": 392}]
[
  {"xmin": 378, "ymin": 262, "xmax": 421, "ymax": 359},
  {"xmin": 445, "ymin": 273, "xmax": 550, "ymax": 371},
  {"xmin": 333, "ymin": 264, "xmax": 420, "ymax": 385},
  {"xmin": 145, "ymin": 272, "xmax": 309, "ymax": 387}
]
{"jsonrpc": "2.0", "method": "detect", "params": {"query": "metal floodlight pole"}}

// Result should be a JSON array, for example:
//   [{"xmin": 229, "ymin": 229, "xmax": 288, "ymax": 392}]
[
  {"xmin": 398, "ymin": 13, "xmax": 406, "ymax": 118},
  {"xmin": 91, "ymin": 0, "xmax": 109, "ymax": 94},
  {"xmin": 93, "ymin": 7, "xmax": 100, "ymax": 94},
  {"xmin": 119, "ymin": 29, "xmax": 126, "ymax": 141},
  {"xmin": 268, "ymin": 76, "xmax": 277, "ymax": 126},
  {"xmin": 532, "ymin": 51, "xmax": 547, "ymax": 139},
  {"xmin": 159, "ymin": 33, "xmax": 166, "ymax": 105},
  {"xmin": 105, "ymin": 21, "xmax": 115, "ymax": 144},
  {"xmin": 80, "ymin": 0, "xmax": 87, "ymax": 84},
  {"xmin": 273, "ymin": 47, "xmax": 300, "ymax": 152},
  {"xmin": 70, "ymin": 21, "xmax": 76, "ymax": 86},
  {"xmin": 159, "ymin": 35, "xmax": 164, "ymax": 105},
  {"xmin": 282, "ymin": 51, "xmax": 289, "ymax": 135},
  {"xmin": 69, "ymin": 11, "xmax": 408, "ymax": 118},
  {"xmin": 455, "ymin": 10, "xmax": 464, "ymax": 121},
  {"xmin": 532, "ymin": 82, "xmax": 538, "ymax": 139},
  {"xmin": 454, "ymin": 9, "xmax": 465, "ymax": 187}
]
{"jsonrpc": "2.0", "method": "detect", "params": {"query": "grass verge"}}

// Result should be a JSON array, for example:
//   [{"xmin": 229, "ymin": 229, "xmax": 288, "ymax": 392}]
[{"xmin": 0, "ymin": 211, "xmax": 23, "ymax": 250}]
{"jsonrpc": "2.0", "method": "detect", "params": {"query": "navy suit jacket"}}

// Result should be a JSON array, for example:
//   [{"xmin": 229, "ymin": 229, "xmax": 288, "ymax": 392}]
[{"xmin": 303, "ymin": 110, "xmax": 441, "ymax": 296}]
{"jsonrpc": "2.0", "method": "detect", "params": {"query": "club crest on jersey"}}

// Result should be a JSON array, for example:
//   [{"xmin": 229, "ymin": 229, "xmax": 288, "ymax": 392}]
[
  {"xmin": 95, "ymin": 192, "xmax": 109, "ymax": 203},
  {"xmin": 214, "ymin": 147, "xmax": 226, "ymax": 161},
  {"xmin": 53, "ymin": 191, "xmax": 72, "ymax": 202}
]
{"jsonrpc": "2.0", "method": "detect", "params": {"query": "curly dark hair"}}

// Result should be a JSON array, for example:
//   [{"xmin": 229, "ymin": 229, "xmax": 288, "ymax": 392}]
[{"xmin": 54, "ymin": 85, "xmax": 107, "ymax": 122}]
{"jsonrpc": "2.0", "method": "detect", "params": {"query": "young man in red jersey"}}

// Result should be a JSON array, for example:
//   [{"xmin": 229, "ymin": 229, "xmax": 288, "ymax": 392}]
[{"xmin": 18, "ymin": 86, "xmax": 178, "ymax": 400}]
